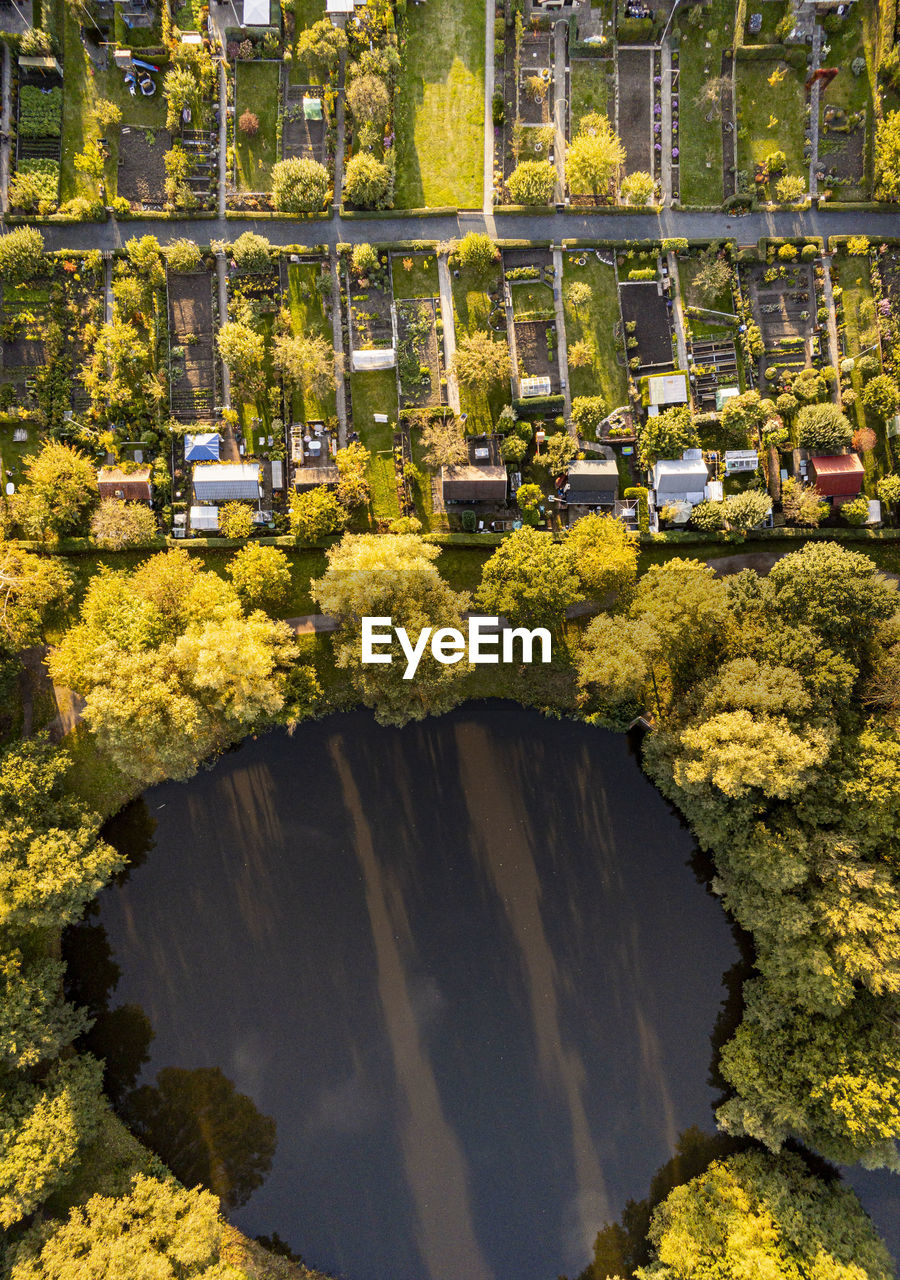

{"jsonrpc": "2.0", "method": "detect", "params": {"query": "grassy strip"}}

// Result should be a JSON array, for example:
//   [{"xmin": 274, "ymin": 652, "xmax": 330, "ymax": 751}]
[
  {"xmin": 286, "ymin": 261, "xmax": 338, "ymax": 420},
  {"xmin": 675, "ymin": 0, "xmax": 734, "ymax": 207},
  {"xmin": 234, "ymin": 61, "xmax": 281, "ymax": 193},
  {"xmin": 570, "ymin": 59, "xmax": 613, "ymax": 131},
  {"xmin": 834, "ymin": 254, "xmax": 889, "ymax": 491},
  {"xmin": 450, "ymin": 261, "xmax": 507, "ymax": 430},
  {"xmin": 735, "ymin": 59, "xmax": 807, "ymax": 188},
  {"xmin": 394, "ymin": 0, "xmax": 485, "ymax": 209},
  {"xmin": 391, "ymin": 252, "xmax": 440, "ymax": 299},
  {"xmin": 561, "ymin": 254, "xmax": 628, "ymax": 408},
  {"xmin": 349, "ymin": 368, "xmax": 400, "ymax": 519}
]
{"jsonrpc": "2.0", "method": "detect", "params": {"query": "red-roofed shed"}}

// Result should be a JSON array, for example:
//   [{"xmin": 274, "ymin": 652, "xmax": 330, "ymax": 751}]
[{"xmin": 809, "ymin": 454, "xmax": 864, "ymax": 500}]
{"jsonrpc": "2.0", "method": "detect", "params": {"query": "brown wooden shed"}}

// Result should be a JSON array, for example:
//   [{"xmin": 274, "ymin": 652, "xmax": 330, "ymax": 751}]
[{"xmin": 97, "ymin": 466, "xmax": 153, "ymax": 503}]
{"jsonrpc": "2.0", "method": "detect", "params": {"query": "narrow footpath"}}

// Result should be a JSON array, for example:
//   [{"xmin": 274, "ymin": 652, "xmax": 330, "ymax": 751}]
[
  {"xmin": 552, "ymin": 20, "xmax": 567, "ymax": 206},
  {"xmin": 821, "ymin": 251, "xmax": 842, "ymax": 399},
  {"xmin": 482, "ymin": 0, "xmax": 494, "ymax": 214},
  {"xmin": 809, "ymin": 24, "xmax": 822, "ymax": 200},
  {"xmin": 0, "ymin": 44, "xmax": 10, "ymax": 214},
  {"xmin": 552, "ymin": 245, "xmax": 573, "ymax": 424},
  {"xmin": 333, "ymin": 49, "xmax": 347, "ymax": 208},
  {"xmin": 660, "ymin": 40, "xmax": 672, "ymax": 205},
  {"xmin": 330, "ymin": 247, "xmax": 348, "ymax": 444},
  {"xmin": 217, "ymin": 62, "xmax": 227, "ymax": 219},
  {"xmin": 437, "ymin": 252, "xmax": 461, "ymax": 414}
]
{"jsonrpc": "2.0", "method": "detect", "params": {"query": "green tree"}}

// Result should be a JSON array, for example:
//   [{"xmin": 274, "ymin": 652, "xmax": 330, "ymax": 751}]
[
  {"xmin": 0, "ymin": 737, "xmax": 123, "ymax": 931},
  {"xmin": 723, "ymin": 488, "xmax": 770, "ymax": 531},
  {"xmin": 311, "ymin": 532, "xmax": 471, "ymax": 724},
  {"xmin": 451, "ymin": 330, "xmax": 510, "ymax": 394},
  {"xmin": 0, "ymin": 950, "xmax": 89, "ymax": 1071},
  {"xmin": 0, "ymin": 546, "xmax": 73, "ymax": 645},
  {"xmin": 457, "ymin": 231, "xmax": 499, "ymax": 279},
  {"xmin": 636, "ymin": 1150, "xmax": 894, "ymax": 1280},
  {"xmin": 577, "ymin": 614, "xmax": 653, "ymax": 728},
  {"xmin": 216, "ymin": 322, "xmax": 265, "ymax": 402},
  {"xmin": 691, "ymin": 247, "xmax": 733, "ymax": 306},
  {"xmin": 862, "ymin": 374, "xmax": 900, "ymax": 420},
  {"xmin": 272, "ymin": 331, "xmax": 337, "ymax": 404},
  {"xmin": 81, "ymin": 320, "xmax": 154, "ymax": 423},
  {"xmin": 346, "ymin": 72, "xmax": 390, "ymax": 128},
  {"xmin": 0, "ymin": 1055, "xmax": 105, "ymax": 1228},
  {"xmin": 796, "ymin": 401, "xmax": 854, "ymax": 452},
  {"xmin": 565, "ymin": 281, "xmax": 593, "ymax": 313},
  {"xmin": 507, "ymin": 159, "xmax": 556, "ymax": 205},
  {"xmin": 342, "ymin": 152, "xmax": 392, "ymax": 209},
  {"xmin": 629, "ymin": 558, "xmax": 729, "ymax": 696},
  {"xmin": 217, "ymin": 502, "xmax": 253, "ymax": 540},
  {"xmin": 571, "ymin": 395, "xmax": 607, "ymax": 435},
  {"xmin": 875, "ymin": 109, "xmax": 900, "ymax": 200},
  {"xmin": 766, "ymin": 541, "xmax": 896, "ymax": 655},
  {"xmin": 8, "ymin": 441, "xmax": 98, "ymax": 540},
  {"xmin": 476, "ymin": 526, "xmax": 582, "ymax": 629},
  {"xmin": 90, "ymin": 500, "xmax": 158, "ymax": 550},
  {"xmin": 419, "ymin": 417, "xmax": 468, "ymax": 469},
  {"xmin": 719, "ymin": 389, "xmax": 765, "ymax": 447},
  {"xmin": 231, "ymin": 230, "xmax": 271, "ymax": 274},
  {"xmin": 289, "ymin": 485, "xmax": 346, "ymax": 541},
  {"xmin": 227, "ymin": 543, "xmax": 292, "ymax": 614},
  {"xmin": 92, "ymin": 97, "xmax": 122, "ymax": 131},
  {"xmin": 566, "ymin": 513, "xmax": 638, "ymax": 604},
  {"xmin": 271, "ymin": 157, "xmax": 330, "ymax": 212},
  {"xmin": 841, "ymin": 495, "xmax": 871, "ymax": 526},
  {"xmin": 620, "ymin": 171, "xmax": 655, "ymax": 205},
  {"xmin": 637, "ymin": 404, "xmax": 699, "ymax": 468},
  {"xmin": 781, "ymin": 477, "xmax": 828, "ymax": 526},
  {"xmin": 125, "ymin": 234, "xmax": 164, "ymax": 283},
  {"xmin": 673, "ymin": 708, "xmax": 830, "ymax": 799},
  {"xmin": 515, "ymin": 481, "xmax": 544, "ymax": 526},
  {"xmin": 877, "ymin": 473, "xmax": 900, "ymax": 511},
  {"xmin": 163, "ymin": 65, "xmax": 197, "ymax": 131},
  {"xmin": 565, "ymin": 113, "xmax": 625, "ymax": 196},
  {"xmin": 351, "ymin": 242, "xmax": 378, "ymax": 276},
  {"xmin": 295, "ymin": 17, "xmax": 347, "ymax": 76},
  {"xmin": 163, "ymin": 236, "xmax": 202, "ymax": 272},
  {"xmin": 0, "ymin": 226, "xmax": 45, "ymax": 281},
  {"xmin": 7, "ymin": 1174, "xmax": 245, "ymax": 1280},
  {"xmin": 335, "ymin": 442, "xmax": 371, "ymax": 509}
]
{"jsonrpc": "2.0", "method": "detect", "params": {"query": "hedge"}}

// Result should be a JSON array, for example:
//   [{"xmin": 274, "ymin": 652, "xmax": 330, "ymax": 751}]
[
  {"xmin": 513, "ymin": 394, "xmax": 566, "ymax": 417},
  {"xmin": 339, "ymin": 206, "xmax": 458, "ymax": 219}
]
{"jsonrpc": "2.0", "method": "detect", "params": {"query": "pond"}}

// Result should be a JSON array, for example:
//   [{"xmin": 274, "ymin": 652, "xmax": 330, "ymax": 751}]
[{"xmin": 65, "ymin": 704, "xmax": 899, "ymax": 1279}]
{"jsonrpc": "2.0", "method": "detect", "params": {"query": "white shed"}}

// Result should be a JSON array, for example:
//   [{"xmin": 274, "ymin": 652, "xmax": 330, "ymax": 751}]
[
  {"xmin": 521, "ymin": 375, "xmax": 552, "ymax": 398},
  {"xmin": 190, "ymin": 505, "xmax": 219, "ymax": 532},
  {"xmin": 351, "ymin": 347, "xmax": 396, "ymax": 371},
  {"xmin": 242, "ymin": 0, "xmax": 270, "ymax": 23},
  {"xmin": 652, "ymin": 458, "xmax": 709, "ymax": 505}
]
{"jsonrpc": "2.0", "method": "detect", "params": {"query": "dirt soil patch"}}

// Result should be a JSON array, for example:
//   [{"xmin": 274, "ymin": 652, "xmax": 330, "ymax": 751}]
[
  {"xmin": 515, "ymin": 318, "xmax": 560, "ymax": 390},
  {"xmin": 619, "ymin": 281, "xmax": 673, "ymax": 372},
  {"xmin": 818, "ymin": 126, "xmax": 864, "ymax": 188},
  {"xmin": 168, "ymin": 270, "xmax": 217, "ymax": 421},
  {"xmin": 118, "ymin": 126, "xmax": 171, "ymax": 208},
  {"xmin": 282, "ymin": 82, "xmax": 327, "ymax": 164},
  {"xmin": 618, "ymin": 47, "xmax": 652, "ymax": 175},
  {"xmin": 348, "ymin": 272, "xmax": 394, "ymax": 351}
]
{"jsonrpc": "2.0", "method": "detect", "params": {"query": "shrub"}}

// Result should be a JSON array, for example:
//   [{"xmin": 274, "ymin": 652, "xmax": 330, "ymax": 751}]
[
  {"xmin": 218, "ymin": 502, "xmax": 253, "ymax": 539},
  {"xmin": 461, "ymin": 509, "xmax": 477, "ymax": 532},
  {"xmin": 272, "ymin": 157, "xmax": 330, "ymax": 212},
  {"xmin": 231, "ymin": 230, "xmax": 270, "ymax": 274},
  {"xmin": 796, "ymin": 402, "xmax": 853, "ymax": 452},
  {"xmin": 342, "ymin": 152, "xmax": 393, "ymax": 209},
  {"xmin": 840, "ymin": 496, "xmax": 870, "ymax": 526},
  {"xmin": 164, "ymin": 238, "xmax": 202, "ymax": 272},
  {"xmin": 238, "ymin": 110, "xmax": 260, "ymax": 136}
]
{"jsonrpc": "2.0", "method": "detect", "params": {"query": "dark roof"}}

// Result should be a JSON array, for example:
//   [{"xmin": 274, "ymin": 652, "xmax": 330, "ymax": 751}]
[
  {"xmin": 294, "ymin": 464, "xmax": 339, "ymax": 490},
  {"xmin": 442, "ymin": 465, "xmax": 508, "ymax": 503},
  {"xmin": 566, "ymin": 459, "xmax": 619, "ymax": 493},
  {"xmin": 97, "ymin": 466, "xmax": 152, "ymax": 501}
]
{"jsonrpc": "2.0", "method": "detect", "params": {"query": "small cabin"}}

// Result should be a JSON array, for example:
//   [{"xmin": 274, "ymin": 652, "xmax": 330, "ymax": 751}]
[
  {"xmin": 442, "ymin": 435, "xmax": 507, "ymax": 504},
  {"xmin": 184, "ymin": 432, "xmax": 221, "ymax": 463},
  {"xmin": 97, "ymin": 465, "xmax": 152, "ymax": 503},
  {"xmin": 652, "ymin": 456, "xmax": 710, "ymax": 506},
  {"xmin": 724, "ymin": 449, "xmax": 759, "ymax": 475},
  {"xmin": 809, "ymin": 453, "xmax": 864, "ymax": 500},
  {"xmin": 562, "ymin": 459, "xmax": 619, "ymax": 507}
]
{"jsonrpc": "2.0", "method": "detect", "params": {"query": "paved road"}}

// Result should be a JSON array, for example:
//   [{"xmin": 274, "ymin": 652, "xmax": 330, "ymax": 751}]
[{"xmin": 27, "ymin": 206, "xmax": 900, "ymax": 252}]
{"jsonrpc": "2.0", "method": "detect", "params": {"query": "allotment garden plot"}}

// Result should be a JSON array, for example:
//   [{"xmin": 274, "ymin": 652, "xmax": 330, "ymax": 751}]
[
  {"xmin": 744, "ymin": 260, "xmax": 822, "ymax": 393},
  {"xmin": 506, "ymin": 251, "xmax": 560, "ymax": 396},
  {"xmin": 281, "ymin": 78, "xmax": 327, "ymax": 167},
  {"xmin": 118, "ymin": 127, "xmax": 171, "ymax": 209},
  {"xmin": 499, "ymin": 30, "xmax": 555, "ymax": 190},
  {"xmin": 619, "ymin": 279, "xmax": 674, "ymax": 376},
  {"xmin": 396, "ymin": 294, "xmax": 445, "ymax": 411},
  {"xmin": 168, "ymin": 270, "xmax": 218, "ymax": 423},
  {"xmin": 617, "ymin": 47, "xmax": 653, "ymax": 176}
]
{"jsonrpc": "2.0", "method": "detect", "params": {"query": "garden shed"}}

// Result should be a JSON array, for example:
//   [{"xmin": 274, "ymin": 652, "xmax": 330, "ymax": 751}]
[
  {"xmin": 97, "ymin": 466, "xmax": 152, "ymax": 503},
  {"xmin": 809, "ymin": 453, "xmax": 864, "ymax": 500},
  {"xmin": 652, "ymin": 457, "xmax": 710, "ymax": 505},
  {"xmin": 241, "ymin": 0, "xmax": 270, "ymax": 24},
  {"xmin": 192, "ymin": 463, "xmax": 262, "ymax": 502},
  {"xmin": 184, "ymin": 432, "xmax": 221, "ymax": 463},
  {"xmin": 562, "ymin": 459, "xmax": 619, "ymax": 507},
  {"xmin": 190, "ymin": 505, "xmax": 219, "ymax": 532},
  {"xmin": 646, "ymin": 371, "xmax": 689, "ymax": 411}
]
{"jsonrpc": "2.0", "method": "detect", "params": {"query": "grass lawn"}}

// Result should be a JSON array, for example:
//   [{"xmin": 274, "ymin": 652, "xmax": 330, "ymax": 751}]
[
  {"xmin": 394, "ymin": 0, "xmax": 484, "ymax": 208},
  {"xmin": 834, "ymin": 254, "xmax": 890, "ymax": 490},
  {"xmin": 816, "ymin": 0, "xmax": 877, "ymax": 197},
  {"xmin": 0, "ymin": 419, "xmax": 34, "ymax": 491},
  {"xmin": 561, "ymin": 255, "xmax": 628, "ymax": 409},
  {"xmin": 451, "ymin": 260, "xmax": 508, "ymax": 429},
  {"xmin": 234, "ymin": 60, "xmax": 281, "ymax": 192},
  {"xmin": 678, "ymin": 257, "xmax": 736, "ymax": 340},
  {"xmin": 675, "ymin": 0, "xmax": 734, "ymax": 207},
  {"xmin": 510, "ymin": 280, "xmax": 555, "ymax": 319},
  {"xmin": 391, "ymin": 252, "xmax": 440, "ymax": 299},
  {"xmin": 570, "ymin": 59, "xmax": 613, "ymax": 131},
  {"xmin": 286, "ymin": 261, "xmax": 338, "ymax": 420},
  {"xmin": 349, "ymin": 368, "xmax": 400, "ymax": 518},
  {"xmin": 736, "ymin": 59, "xmax": 808, "ymax": 192}
]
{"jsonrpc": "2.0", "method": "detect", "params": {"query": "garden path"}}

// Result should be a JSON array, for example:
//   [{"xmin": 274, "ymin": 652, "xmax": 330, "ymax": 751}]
[
  {"xmin": 334, "ymin": 49, "xmax": 347, "ymax": 211},
  {"xmin": 437, "ymin": 252, "xmax": 461, "ymax": 414},
  {"xmin": 809, "ymin": 24, "xmax": 822, "ymax": 199},
  {"xmin": 0, "ymin": 43, "xmax": 9, "ymax": 214},
  {"xmin": 483, "ymin": 0, "xmax": 494, "ymax": 214},
  {"xmin": 660, "ymin": 40, "xmax": 672, "ymax": 204},
  {"xmin": 552, "ymin": 245, "xmax": 573, "ymax": 424},
  {"xmin": 217, "ymin": 62, "xmax": 227, "ymax": 219},
  {"xmin": 820, "ymin": 252, "xmax": 842, "ymax": 400},
  {"xmin": 329, "ymin": 246, "xmax": 348, "ymax": 443},
  {"xmin": 552, "ymin": 20, "xmax": 567, "ymax": 206}
]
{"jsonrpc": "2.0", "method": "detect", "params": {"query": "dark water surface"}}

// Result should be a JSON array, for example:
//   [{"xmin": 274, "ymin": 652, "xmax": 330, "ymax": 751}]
[{"xmin": 74, "ymin": 704, "xmax": 898, "ymax": 1278}]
